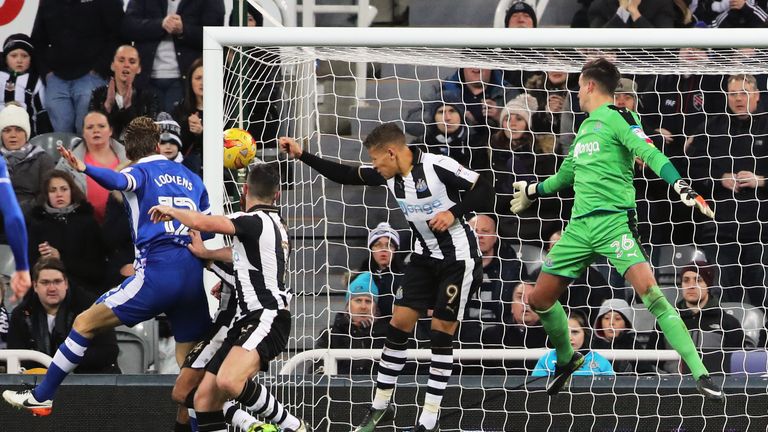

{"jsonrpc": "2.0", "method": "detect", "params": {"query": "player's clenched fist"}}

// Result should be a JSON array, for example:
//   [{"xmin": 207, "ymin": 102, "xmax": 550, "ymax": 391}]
[
  {"xmin": 148, "ymin": 204, "xmax": 175, "ymax": 223},
  {"xmin": 428, "ymin": 210, "xmax": 455, "ymax": 232},
  {"xmin": 279, "ymin": 137, "xmax": 304, "ymax": 159}
]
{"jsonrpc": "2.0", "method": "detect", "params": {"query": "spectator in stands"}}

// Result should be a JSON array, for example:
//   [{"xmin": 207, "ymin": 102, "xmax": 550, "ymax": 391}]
[
  {"xmin": 406, "ymin": 67, "xmax": 513, "ymax": 138},
  {"xmin": 524, "ymin": 71, "xmax": 584, "ymax": 155},
  {"xmin": 122, "ymin": 0, "xmax": 225, "ymax": 112},
  {"xmin": 504, "ymin": 280, "xmax": 548, "ymax": 348},
  {"xmin": 505, "ymin": 1, "xmax": 537, "ymax": 28},
  {"xmin": 459, "ymin": 214, "xmax": 527, "ymax": 346},
  {"xmin": 27, "ymin": 170, "xmax": 106, "ymax": 295},
  {"xmin": 156, "ymin": 112, "xmax": 183, "ymax": 162},
  {"xmin": 572, "ymin": 0, "xmax": 595, "ymax": 27},
  {"xmin": 0, "ymin": 103, "xmax": 55, "ymax": 214},
  {"xmin": 533, "ymin": 310, "xmax": 614, "ymax": 377},
  {"xmin": 493, "ymin": 95, "xmax": 566, "ymax": 244},
  {"xmin": 7, "ymin": 258, "xmax": 119, "ymax": 373},
  {"xmin": 547, "ymin": 230, "xmax": 612, "ymax": 322},
  {"xmin": 55, "ymin": 111, "xmax": 128, "ymax": 224},
  {"xmin": 588, "ymin": 0, "xmax": 675, "ymax": 27},
  {"xmin": 174, "ymin": 58, "xmax": 204, "ymax": 176},
  {"xmin": 315, "ymin": 272, "xmax": 387, "ymax": 375},
  {"xmin": 31, "ymin": 0, "xmax": 123, "ymax": 134},
  {"xmin": 661, "ymin": 261, "xmax": 750, "ymax": 374},
  {"xmin": 416, "ymin": 92, "xmax": 490, "ymax": 172},
  {"xmin": 687, "ymin": 74, "xmax": 768, "ymax": 307},
  {"xmin": 225, "ymin": 4, "xmax": 283, "ymax": 148},
  {"xmin": 711, "ymin": 0, "xmax": 768, "ymax": 27},
  {"xmin": 0, "ymin": 34, "xmax": 51, "ymax": 136},
  {"xmin": 89, "ymin": 45, "xmax": 159, "ymax": 140},
  {"xmin": 356, "ymin": 222, "xmax": 404, "ymax": 319},
  {"xmin": 592, "ymin": 298, "xmax": 649, "ymax": 373}
]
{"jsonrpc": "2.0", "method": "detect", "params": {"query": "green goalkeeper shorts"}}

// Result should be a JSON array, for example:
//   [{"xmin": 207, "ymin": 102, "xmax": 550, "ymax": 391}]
[{"xmin": 542, "ymin": 210, "xmax": 648, "ymax": 279}]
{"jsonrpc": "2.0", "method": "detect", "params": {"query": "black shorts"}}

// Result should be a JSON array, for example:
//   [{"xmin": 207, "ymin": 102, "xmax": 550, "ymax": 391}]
[
  {"xmin": 395, "ymin": 254, "xmax": 482, "ymax": 322},
  {"xmin": 206, "ymin": 309, "xmax": 291, "ymax": 374}
]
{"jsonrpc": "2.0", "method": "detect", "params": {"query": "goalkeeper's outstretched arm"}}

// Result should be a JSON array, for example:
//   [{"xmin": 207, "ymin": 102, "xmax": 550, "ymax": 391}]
[
  {"xmin": 510, "ymin": 150, "xmax": 575, "ymax": 214},
  {"xmin": 279, "ymin": 136, "xmax": 385, "ymax": 186}
]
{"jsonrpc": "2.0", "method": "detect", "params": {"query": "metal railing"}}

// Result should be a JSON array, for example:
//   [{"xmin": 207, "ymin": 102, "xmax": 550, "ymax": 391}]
[
  {"xmin": 0, "ymin": 350, "xmax": 53, "ymax": 374},
  {"xmin": 279, "ymin": 348, "xmax": 681, "ymax": 375}
]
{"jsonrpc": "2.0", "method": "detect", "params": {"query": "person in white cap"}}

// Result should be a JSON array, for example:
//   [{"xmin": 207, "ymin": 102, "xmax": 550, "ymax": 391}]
[
  {"xmin": 358, "ymin": 222, "xmax": 404, "ymax": 318},
  {"xmin": 0, "ymin": 102, "xmax": 55, "ymax": 214}
]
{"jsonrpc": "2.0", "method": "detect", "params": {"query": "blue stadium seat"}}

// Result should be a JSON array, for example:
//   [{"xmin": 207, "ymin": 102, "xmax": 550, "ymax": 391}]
[
  {"xmin": 730, "ymin": 351, "xmax": 768, "ymax": 375},
  {"xmin": 28, "ymin": 132, "xmax": 79, "ymax": 163}
]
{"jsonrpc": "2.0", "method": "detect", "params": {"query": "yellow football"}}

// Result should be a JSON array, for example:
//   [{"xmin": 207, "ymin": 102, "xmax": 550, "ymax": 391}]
[{"xmin": 223, "ymin": 128, "xmax": 258, "ymax": 169}]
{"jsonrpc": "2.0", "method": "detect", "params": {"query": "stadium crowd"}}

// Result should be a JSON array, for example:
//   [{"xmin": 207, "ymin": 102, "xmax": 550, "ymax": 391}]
[{"xmin": 0, "ymin": 0, "xmax": 766, "ymax": 381}]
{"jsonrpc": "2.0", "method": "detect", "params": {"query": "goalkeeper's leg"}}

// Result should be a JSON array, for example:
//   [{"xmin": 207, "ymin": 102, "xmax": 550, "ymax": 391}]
[{"xmin": 624, "ymin": 263, "xmax": 723, "ymax": 401}]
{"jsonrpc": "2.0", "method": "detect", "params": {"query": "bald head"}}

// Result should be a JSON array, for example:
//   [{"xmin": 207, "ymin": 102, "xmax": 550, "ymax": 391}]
[{"xmin": 469, "ymin": 214, "xmax": 497, "ymax": 257}]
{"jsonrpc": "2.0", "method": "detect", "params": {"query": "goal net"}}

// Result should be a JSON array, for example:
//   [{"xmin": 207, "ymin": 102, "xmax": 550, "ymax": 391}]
[{"xmin": 203, "ymin": 27, "xmax": 768, "ymax": 431}]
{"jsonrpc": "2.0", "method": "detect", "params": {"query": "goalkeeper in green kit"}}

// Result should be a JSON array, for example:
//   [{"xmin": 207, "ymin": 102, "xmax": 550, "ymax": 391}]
[{"xmin": 510, "ymin": 58, "xmax": 723, "ymax": 401}]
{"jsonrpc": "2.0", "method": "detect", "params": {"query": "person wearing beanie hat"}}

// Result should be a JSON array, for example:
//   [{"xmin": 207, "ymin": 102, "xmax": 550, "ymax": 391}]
[
  {"xmin": 156, "ymin": 112, "xmax": 184, "ymax": 162},
  {"xmin": 505, "ymin": 1, "xmax": 538, "ymax": 28},
  {"xmin": 670, "ymin": 261, "xmax": 752, "ymax": 374},
  {"xmin": 358, "ymin": 221, "xmax": 405, "ymax": 318},
  {"xmin": 591, "ymin": 298, "xmax": 656, "ymax": 373},
  {"xmin": 417, "ymin": 91, "xmax": 490, "ymax": 171},
  {"xmin": 315, "ymin": 271, "xmax": 389, "ymax": 375},
  {"xmin": 0, "ymin": 34, "xmax": 50, "ymax": 137},
  {"xmin": 0, "ymin": 103, "xmax": 55, "ymax": 214},
  {"xmin": 89, "ymin": 45, "xmax": 160, "ymax": 141}
]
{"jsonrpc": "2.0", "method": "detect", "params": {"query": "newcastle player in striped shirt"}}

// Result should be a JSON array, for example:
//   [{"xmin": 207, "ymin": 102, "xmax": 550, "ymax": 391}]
[
  {"xmin": 148, "ymin": 163, "xmax": 306, "ymax": 432},
  {"xmin": 280, "ymin": 123, "xmax": 493, "ymax": 432}
]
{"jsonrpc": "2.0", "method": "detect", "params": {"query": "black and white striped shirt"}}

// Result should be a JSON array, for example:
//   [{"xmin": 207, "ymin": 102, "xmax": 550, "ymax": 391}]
[
  {"xmin": 0, "ymin": 71, "xmax": 47, "ymax": 136},
  {"xmin": 227, "ymin": 205, "xmax": 291, "ymax": 318},
  {"xmin": 360, "ymin": 147, "xmax": 481, "ymax": 261}
]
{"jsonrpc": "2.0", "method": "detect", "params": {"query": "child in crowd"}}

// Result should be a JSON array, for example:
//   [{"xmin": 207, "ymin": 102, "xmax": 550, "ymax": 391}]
[{"xmin": 0, "ymin": 34, "xmax": 50, "ymax": 136}]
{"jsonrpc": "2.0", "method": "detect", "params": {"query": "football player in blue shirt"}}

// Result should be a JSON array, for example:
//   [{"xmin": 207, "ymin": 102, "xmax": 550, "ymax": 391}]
[
  {"xmin": 0, "ymin": 155, "xmax": 31, "ymax": 300},
  {"xmin": 3, "ymin": 117, "xmax": 212, "ymax": 417}
]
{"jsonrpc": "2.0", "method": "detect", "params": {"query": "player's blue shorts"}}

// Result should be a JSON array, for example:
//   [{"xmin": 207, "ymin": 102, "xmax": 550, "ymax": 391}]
[{"xmin": 97, "ymin": 243, "xmax": 211, "ymax": 343}]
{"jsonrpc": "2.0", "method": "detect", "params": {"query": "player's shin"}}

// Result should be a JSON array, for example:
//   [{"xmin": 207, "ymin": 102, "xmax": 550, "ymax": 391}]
[
  {"xmin": 235, "ymin": 380, "xmax": 301, "ymax": 431},
  {"xmin": 641, "ymin": 285, "xmax": 709, "ymax": 379},
  {"xmin": 418, "ymin": 330, "xmax": 454, "ymax": 430},
  {"xmin": 535, "ymin": 301, "xmax": 573, "ymax": 366},
  {"xmin": 372, "ymin": 324, "xmax": 411, "ymax": 409},
  {"xmin": 33, "ymin": 328, "xmax": 92, "ymax": 402}
]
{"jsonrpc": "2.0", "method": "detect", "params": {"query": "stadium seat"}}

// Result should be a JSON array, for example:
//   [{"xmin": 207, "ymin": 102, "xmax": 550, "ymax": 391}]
[
  {"xmin": 651, "ymin": 244, "xmax": 707, "ymax": 286},
  {"xmin": 631, "ymin": 306, "xmax": 656, "ymax": 333},
  {"xmin": 722, "ymin": 302, "xmax": 764, "ymax": 347},
  {"xmin": 730, "ymin": 351, "xmax": 768, "ymax": 375},
  {"xmin": 28, "ymin": 132, "xmax": 79, "ymax": 163},
  {"xmin": 0, "ymin": 244, "xmax": 15, "ymax": 277},
  {"xmin": 116, "ymin": 319, "xmax": 159, "ymax": 374}
]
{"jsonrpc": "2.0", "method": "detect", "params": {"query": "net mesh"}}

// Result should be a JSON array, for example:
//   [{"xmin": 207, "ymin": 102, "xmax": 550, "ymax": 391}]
[{"xmin": 212, "ymin": 44, "xmax": 768, "ymax": 431}]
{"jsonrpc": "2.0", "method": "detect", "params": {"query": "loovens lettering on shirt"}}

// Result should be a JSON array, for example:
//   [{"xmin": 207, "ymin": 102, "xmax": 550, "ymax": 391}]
[{"xmin": 154, "ymin": 173, "xmax": 194, "ymax": 190}]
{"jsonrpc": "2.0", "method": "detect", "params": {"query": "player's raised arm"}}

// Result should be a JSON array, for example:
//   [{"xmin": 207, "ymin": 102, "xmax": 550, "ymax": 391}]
[
  {"xmin": 510, "ymin": 149, "xmax": 575, "ymax": 214},
  {"xmin": 186, "ymin": 230, "xmax": 233, "ymax": 263},
  {"xmin": 616, "ymin": 109, "xmax": 714, "ymax": 219},
  {"xmin": 280, "ymin": 136, "xmax": 386, "ymax": 186},
  {"xmin": 0, "ymin": 158, "xmax": 30, "ymax": 299},
  {"xmin": 428, "ymin": 156, "xmax": 493, "ymax": 232}
]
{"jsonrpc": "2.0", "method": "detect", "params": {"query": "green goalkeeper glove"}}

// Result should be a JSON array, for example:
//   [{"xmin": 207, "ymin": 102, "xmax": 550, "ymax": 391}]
[
  {"xmin": 673, "ymin": 179, "xmax": 714, "ymax": 219},
  {"xmin": 510, "ymin": 181, "xmax": 539, "ymax": 214}
]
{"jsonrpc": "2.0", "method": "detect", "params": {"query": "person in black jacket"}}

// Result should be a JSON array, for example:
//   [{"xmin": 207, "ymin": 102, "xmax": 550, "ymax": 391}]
[
  {"xmin": 356, "ymin": 222, "xmax": 404, "ymax": 320},
  {"xmin": 711, "ymin": 0, "xmax": 768, "ymax": 27},
  {"xmin": 174, "ymin": 58, "xmax": 204, "ymax": 176},
  {"xmin": 588, "ymin": 0, "xmax": 675, "ymax": 28},
  {"xmin": 31, "ymin": 0, "xmax": 123, "ymax": 133},
  {"xmin": 687, "ymin": 74, "xmax": 768, "ymax": 306},
  {"xmin": 27, "ymin": 170, "xmax": 107, "ymax": 295},
  {"xmin": 315, "ymin": 272, "xmax": 388, "ymax": 375},
  {"xmin": 89, "ymin": 45, "xmax": 159, "ymax": 140},
  {"xmin": 7, "ymin": 258, "xmax": 119, "ymax": 373},
  {"xmin": 121, "ymin": 0, "xmax": 225, "ymax": 112},
  {"xmin": 658, "ymin": 262, "xmax": 750, "ymax": 374}
]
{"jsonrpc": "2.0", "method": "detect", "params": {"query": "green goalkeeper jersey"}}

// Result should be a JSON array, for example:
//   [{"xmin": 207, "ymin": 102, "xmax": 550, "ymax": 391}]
[{"xmin": 540, "ymin": 102, "xmax": 680, "ymax": 219}]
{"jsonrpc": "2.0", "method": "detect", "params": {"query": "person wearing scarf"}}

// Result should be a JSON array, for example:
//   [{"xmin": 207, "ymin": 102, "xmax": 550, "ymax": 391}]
[
  {"xmin": 0, "ymin": 103, "xmax": 55, "ymax": 215},
  {"xmin": 26, "ymin": 170, "xmax": 106, "ymax": 296}
]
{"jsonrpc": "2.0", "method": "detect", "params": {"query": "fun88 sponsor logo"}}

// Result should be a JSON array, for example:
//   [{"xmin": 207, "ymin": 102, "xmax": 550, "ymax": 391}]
[{"xmin": 398, "ymin": 199, "xmax": 443, "ymax": 216}]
